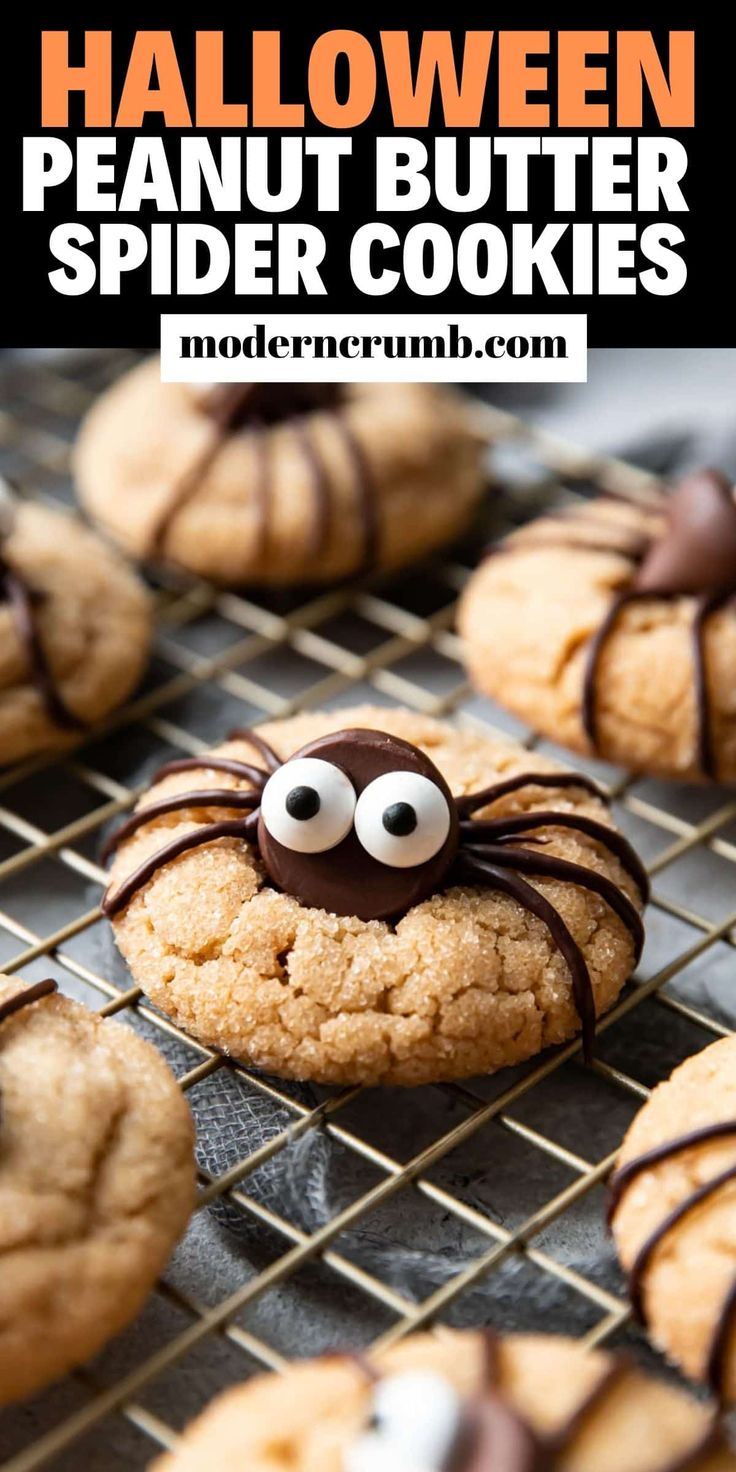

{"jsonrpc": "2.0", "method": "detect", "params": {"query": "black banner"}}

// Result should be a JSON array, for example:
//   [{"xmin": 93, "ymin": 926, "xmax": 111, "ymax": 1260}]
[{"xmin": 0, "ymin": 8, "xmax": 726, "ymax": 348}]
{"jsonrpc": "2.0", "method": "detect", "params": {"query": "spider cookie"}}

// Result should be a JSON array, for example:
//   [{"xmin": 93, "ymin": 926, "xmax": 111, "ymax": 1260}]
[
  {"xmin": 74, "ymin": 359, "xmax": 488, "ymax": 585},
  {"xmin": 610, "ymin": 1035, "xmax": 736, "ymax": 1404},
  {"xmin": 458, "ymin": 471, "xmax": 736, "ymax": 781},
  {"xmin": 0, "ymin": 975, "xmax": 194, "ymax": 1405},
  {"xmin": 102, "ymin": 706, "xmax": 647, "ymax": 1086},
  {"xmin": 151, "ymin": 1328, "xmax": 733, "ymax": 1471},
  {"xmin": 0, "ymin": 487, "xmax": 152, "ymax": 766}
]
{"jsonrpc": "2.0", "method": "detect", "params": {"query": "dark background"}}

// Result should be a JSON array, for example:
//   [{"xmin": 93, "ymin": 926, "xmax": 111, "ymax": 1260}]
[{"xmin": 0, "ymin": 9, "xmax": 725, "ymax": 348}]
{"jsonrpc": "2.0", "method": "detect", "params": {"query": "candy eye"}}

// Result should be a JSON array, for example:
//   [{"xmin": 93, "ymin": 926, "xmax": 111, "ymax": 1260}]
[
  {"xmin": 260, "ymin": 758, "xmax": 355, "ymax": 853},
  {"xmin": 345, "ymin": 1371, "xmax": 462, "ymax": 1472},
  {"xmin": 354, "ymin": 772, "xmax": 451, "ymax": 868}
]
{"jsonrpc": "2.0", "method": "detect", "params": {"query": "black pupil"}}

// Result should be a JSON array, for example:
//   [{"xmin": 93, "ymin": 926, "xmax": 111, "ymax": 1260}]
[
  {"xmin": 285, "ymin": 785, "xmax": 321, "ymax": 821},
  {"xmin": 382, "ymin": 801, "xmax": 417, "ymax": 837}
]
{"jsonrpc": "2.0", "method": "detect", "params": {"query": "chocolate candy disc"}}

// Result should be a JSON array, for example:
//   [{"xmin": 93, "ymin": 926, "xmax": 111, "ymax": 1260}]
[{"xmin": 257, "ymin": 728, "xmax": 459, "ymax": 921}]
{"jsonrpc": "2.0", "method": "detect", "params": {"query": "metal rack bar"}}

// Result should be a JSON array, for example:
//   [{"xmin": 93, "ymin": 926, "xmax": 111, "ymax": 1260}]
[{"xmin": 0, "ymin": 351, "xmax": 733, "ymax": 1470}]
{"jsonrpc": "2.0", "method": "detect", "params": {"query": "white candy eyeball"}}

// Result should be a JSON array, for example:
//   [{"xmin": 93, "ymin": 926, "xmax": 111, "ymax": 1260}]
[
  {"xmin": 353, "ymin": 772, "xmax": 451, "ymax": 869},
  {"xmin": 260, "ymin": 758, "xmax": 355, "ymax": 854},
  {"xmin": 344, "ymin": 1371, "xmax": 463, "ymax": 1472}
]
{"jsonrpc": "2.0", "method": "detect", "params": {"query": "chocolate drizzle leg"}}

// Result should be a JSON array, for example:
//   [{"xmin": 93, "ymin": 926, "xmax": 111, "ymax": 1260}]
[
  {"xmin": 455, "ymin": 851, "xmax": 597, "ymax": 1062},
  {"xmin": 100, "ymin": 788, "xmax": 264, "ymax": 863},
  {"xmin": 610, "ymin": 1119, "xmax": 736, "ymax": 1403},
  {"xmin": 154, "ymin": 754, "xmax": 272, "ymax": 786},
  {"xmin": 227, "ymin": 727, "xmax": 282, "ymax": 772}
]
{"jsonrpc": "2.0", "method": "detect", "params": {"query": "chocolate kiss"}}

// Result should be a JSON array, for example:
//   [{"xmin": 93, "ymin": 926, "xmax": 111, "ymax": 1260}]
[
  {"xmin": 634, "ymin": 469, "xmax": 736, "ymax": 596},
  {"xmin": 452, "ymin": 1393, "xmax": 542, "ymax": 1472}
]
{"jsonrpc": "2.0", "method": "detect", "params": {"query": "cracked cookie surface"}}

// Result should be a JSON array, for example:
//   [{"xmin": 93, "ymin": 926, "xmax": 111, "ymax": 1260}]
[
  {"xmin": 611, "ymin": 1035, "xmax": 736, "ymax": 1402},
  {"xmin": 0, "ymin": 976, "xmax": 195, "ymax": 1405},
  {"xmin": 74, "ymin": 359, "xmax": 487, "ymax": 585},
  {"xmin": 458, "ymin": 497, "xmax": 736, "ymax": 781},
  {"xmin": 151, "ymin": 1329, "xmax": 734, "ymax": 1471},
  {"xmin": 106, "ymin": 706, "xmax": 643, "ymax": 1086},
  {"xmin": 0, "ymin": 501, "xmax": 152, "ymax": 766}
]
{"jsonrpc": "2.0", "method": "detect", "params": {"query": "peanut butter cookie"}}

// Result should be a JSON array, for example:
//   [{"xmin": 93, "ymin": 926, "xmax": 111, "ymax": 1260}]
[
  {"xmin": 459, "ymin": 472, "xmax": 736, "ymax": 781},
  {"xmin": 610, "ymin": 1034, "xmax": 736, "ymax": 1403},
  {"xmin": 102, "ymin": 706, "xmax": 646, "ymax": 1086},
  {"xmin": 0, "ymin": 490, "xmax": 152, "ymax": 766},
  {"xmin": 74, "ymin": 360, "xmax": 487, "ymax": 585},
  {"xmin": 0, "ymin": 975, "xmax": 195, "ymax": 1405},
  {"xmin": 151, "ymin": 1328, "xmax": 733, "ymax": 1471}
]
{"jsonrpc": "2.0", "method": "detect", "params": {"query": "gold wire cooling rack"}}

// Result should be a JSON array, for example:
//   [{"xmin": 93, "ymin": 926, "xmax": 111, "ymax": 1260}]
[{"xmin": 0, "ymin": 351, "xmax": 735, "ymax": 1470}]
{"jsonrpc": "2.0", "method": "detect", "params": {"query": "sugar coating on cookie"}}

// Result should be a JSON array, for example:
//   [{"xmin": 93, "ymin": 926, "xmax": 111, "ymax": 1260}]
[
  {"xmin": 104, "ymin": 706, "xmax": 645, "ymax": 1087},
  {"xmin": 610, "ymin": 1034, "xmax": 736, "ymax": 1403},
  {"xmin": 150, "ymin": 1329, "xmax": 734, "ymax": 1471},
  {"xmin": 0, "ymin": 975, "xmax": 194, "ymax": 1405},
  {"xmin": 74, "ymin": 359, "xmax": 487, "ymax": 585},
  {"xmin": 0, "ymin": 497, "xmax": 152, "ymax": 765},
  {"xmin": 458, "ymin": 474, "xmax": 736, "ymax": 782}
]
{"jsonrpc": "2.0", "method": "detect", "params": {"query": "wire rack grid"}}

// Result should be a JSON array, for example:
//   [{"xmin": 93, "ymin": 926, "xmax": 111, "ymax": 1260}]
[{"xmin": 0, "ymin": 351, "xmax": 734, "ymax": 1470}]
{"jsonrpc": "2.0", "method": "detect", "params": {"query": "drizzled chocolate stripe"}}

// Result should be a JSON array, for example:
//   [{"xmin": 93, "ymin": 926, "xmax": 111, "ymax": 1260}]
[
  {"xmin": 627, "ymin": 1162, "xmax": 736, "ymax": 1323},
  {"xmin": 581, "ymin": 589, "xmax": 650, "ymax": 752},
  {"xmin": 692, "ymin": 592, "xmax": 731, "ymax": 778},
  {"xmin": 149, "ymin": 427, "xmax": 229, "ymax": 556},
  {"xmin": 609, "ymin": 1120, "xmax": 736, "ymax": 1216},
  {"xmin": 581, "ymin": 588, "xmax": 729, "ymax": 781},
  {"xmin": 291, "ymin": 420, "xmax": 332, "ymax": 560},
  {"xmin": 334, "ymin": 417, "xmax": 380, "ymax": 573},
  {"xmin": 0, "ymin": 977, "xmax": 58, "ymax": 1026},
  {"xmin": 0, "ymin": 552, "xmax": 83, "ymax": 733},
  {"xmin": 610, "ymin": 1119, "xmax": 736, "ymax": 1402},
  {"xmin": 147, "ymin": 383, "xmax": 379, "ymax": 577}
]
